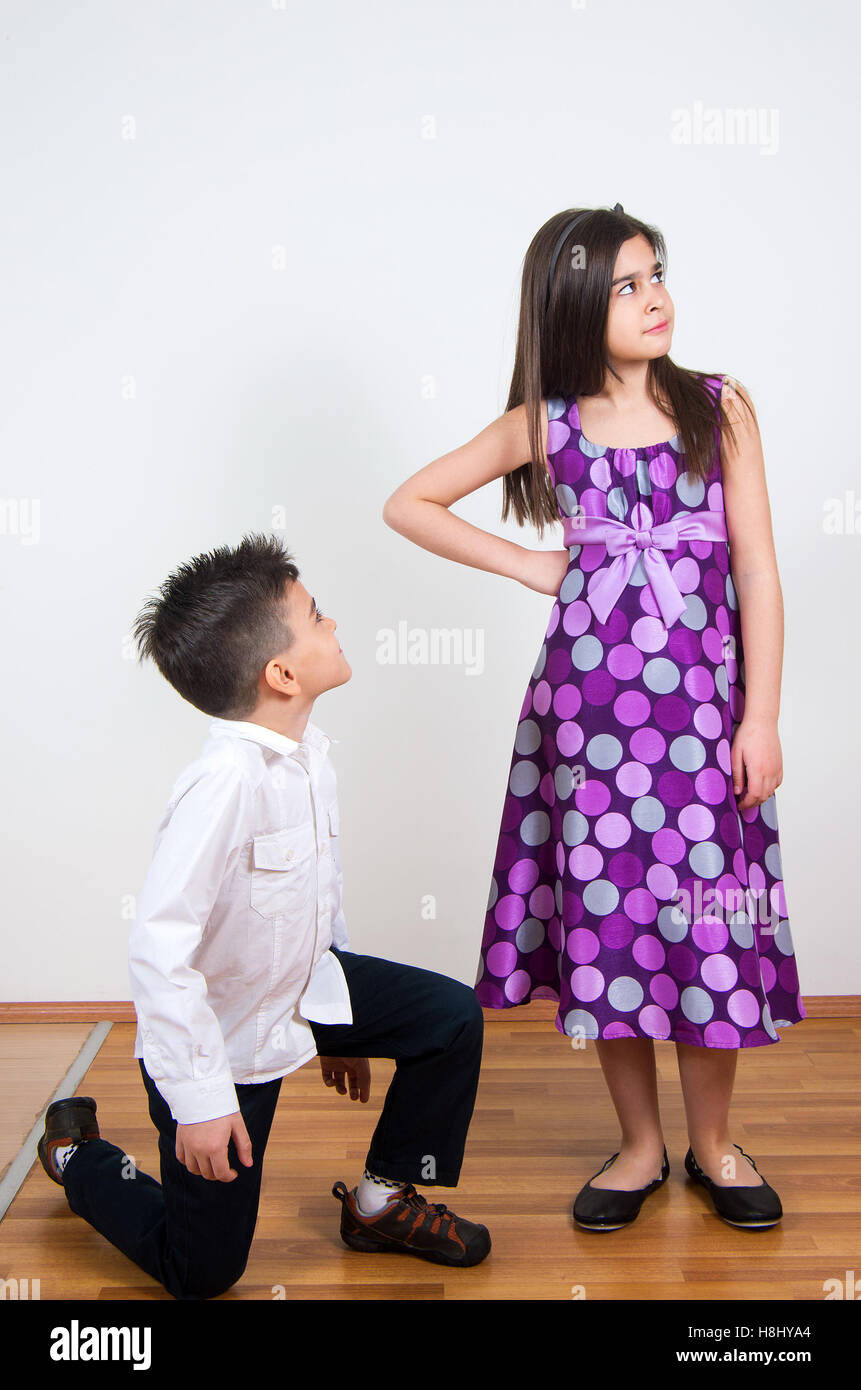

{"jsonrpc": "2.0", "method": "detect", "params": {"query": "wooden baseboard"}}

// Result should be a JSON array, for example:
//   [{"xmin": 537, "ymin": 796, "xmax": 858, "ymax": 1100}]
[
  {"xmin": 0, "ymin": 1002, "xmax": 138, "ymax": 1023},
  {"xmin": 0, "ymin": 996, "xmax": 858, "ymax": 1024}
]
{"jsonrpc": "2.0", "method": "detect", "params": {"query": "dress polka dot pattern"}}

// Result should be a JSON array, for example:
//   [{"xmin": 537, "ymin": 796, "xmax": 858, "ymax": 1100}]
[{"xmin": 474, "ymin": 375, "xmax": 806, "ymax": 1048}]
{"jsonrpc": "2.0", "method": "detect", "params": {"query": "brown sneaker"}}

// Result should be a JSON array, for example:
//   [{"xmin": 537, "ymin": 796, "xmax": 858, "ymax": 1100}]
[
  {"xmin": 331, "ymin": 1181, "xmax": 491, "ymax": 1267},
  {"xmin": 37, "ymin": 1096, "xmax": 100, "ymax": 1185}
]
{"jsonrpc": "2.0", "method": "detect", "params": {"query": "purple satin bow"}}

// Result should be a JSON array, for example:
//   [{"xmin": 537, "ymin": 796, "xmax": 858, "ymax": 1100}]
[{"xmin": 561, "ymin": 509, "xmax": 729, "ymax": 628}]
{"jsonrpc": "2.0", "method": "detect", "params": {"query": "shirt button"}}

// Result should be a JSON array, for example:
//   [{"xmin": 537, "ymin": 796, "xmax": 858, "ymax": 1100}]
[{"xmin": 285, "ymin": 849, "xmax": 293, "ymax": 861}]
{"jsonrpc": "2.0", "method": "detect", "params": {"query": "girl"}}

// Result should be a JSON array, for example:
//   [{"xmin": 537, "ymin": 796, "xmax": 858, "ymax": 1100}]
[{"xmin": 382, "ymin": 204, "xmax": 806, "ymax": 1232}]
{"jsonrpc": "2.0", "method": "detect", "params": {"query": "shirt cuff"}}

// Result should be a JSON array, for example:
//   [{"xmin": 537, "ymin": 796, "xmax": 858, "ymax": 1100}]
[{"xmin": 154, "ymin": 1071, "xmax": 240, "ymax": 1126}]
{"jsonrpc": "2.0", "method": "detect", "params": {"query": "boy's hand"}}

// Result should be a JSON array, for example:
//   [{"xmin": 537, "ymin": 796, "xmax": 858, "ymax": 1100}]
[
  {"xmin": 319, "ymin": 1055, "xmax": 370, "ymax": 1102},
  {"xmin": 175, "ymin": 1111, "xmax": 253, "ymax": 1181}
]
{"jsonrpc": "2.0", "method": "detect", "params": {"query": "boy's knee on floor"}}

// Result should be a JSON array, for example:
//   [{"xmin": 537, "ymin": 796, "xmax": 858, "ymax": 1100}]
[
  {"xmin": 445, "ymin": 979, "xmax": 484, "ymax": 1038},
  {"xmin": 174, "ymin": 1258, "xmax": 248, "ymax": 1302}
]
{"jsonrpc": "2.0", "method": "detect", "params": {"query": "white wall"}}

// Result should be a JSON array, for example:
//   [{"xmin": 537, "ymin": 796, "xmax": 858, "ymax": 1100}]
[{"xmin": 1, "ymin": 0, "xmax": 857, "ymax": 1001}]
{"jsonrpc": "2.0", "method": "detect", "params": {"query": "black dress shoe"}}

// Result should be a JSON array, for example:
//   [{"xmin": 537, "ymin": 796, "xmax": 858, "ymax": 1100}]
[
  {"xmin": 37, "ymin": 1096, "xmax": 100, "ymax": 1185},
  {"xmin": 573, "ymin": 1148, "xmax": 669, "ymax": 1231},
  {"xmin": 684, "ymin": 1144, "xmax": 782, "ymax": 1228}
]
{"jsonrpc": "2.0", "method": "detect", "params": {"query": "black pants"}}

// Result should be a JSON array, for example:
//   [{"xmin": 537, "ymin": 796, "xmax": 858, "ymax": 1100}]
[{"xmin": 62, "ymin": 948, "xmax": 484, "ymax": 1300}]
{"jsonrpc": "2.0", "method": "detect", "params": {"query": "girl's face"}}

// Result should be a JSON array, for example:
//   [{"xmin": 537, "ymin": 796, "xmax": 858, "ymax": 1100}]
[{"xmin": 604, "ymin": 234, "xmax": 674, "ymax": 366}]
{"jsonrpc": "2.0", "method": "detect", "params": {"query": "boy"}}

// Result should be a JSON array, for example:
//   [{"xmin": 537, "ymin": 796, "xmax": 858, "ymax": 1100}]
[{"xmin": 38, "ymin": 533, "xmax": 490, "ymax": 1299}]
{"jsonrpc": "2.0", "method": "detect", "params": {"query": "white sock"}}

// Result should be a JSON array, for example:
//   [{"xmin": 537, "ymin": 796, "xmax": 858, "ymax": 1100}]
[
  {"xmin": 54, "ymin": 1142, "xmax": 80, "ymax": 1174},
  {"xmin": 356, "ymin": 1169, "xmax": 407, "ymax": 1215}
]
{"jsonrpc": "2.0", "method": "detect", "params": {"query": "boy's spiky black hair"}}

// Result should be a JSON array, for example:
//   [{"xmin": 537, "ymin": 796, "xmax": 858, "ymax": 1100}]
[{"xmin": 133, "ymin": 532, "xmax": 301, "ymax": 719}]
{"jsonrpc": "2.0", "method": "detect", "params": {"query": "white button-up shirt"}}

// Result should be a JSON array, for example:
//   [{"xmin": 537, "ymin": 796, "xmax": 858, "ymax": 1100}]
[{"xmin": 129, "ymin": 716, "xmax": 353, "ymax": 1125}]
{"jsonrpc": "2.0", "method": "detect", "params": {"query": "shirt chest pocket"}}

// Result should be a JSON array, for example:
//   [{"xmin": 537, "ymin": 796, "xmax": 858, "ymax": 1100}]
[{"xmin": 250, "ymin": 825, "xmax": 317, "ymax": 920}]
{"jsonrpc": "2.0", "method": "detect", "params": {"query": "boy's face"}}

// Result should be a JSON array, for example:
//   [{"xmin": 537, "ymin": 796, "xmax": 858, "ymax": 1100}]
[{"xmin": 262, "ymin": 578, "xmax": 352, "ymax": 701}]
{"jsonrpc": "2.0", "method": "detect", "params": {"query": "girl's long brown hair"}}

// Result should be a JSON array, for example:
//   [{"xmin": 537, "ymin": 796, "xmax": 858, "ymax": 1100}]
[{"xmin": 502, "ymin": 205, "xmax": 754, "ymax": 538}]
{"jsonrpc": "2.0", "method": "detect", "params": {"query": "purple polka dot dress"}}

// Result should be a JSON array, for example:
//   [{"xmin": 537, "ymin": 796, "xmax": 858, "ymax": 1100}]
[{"xmin": 475, "ymin": 375, "xmax": 806, "ymax": 1048}]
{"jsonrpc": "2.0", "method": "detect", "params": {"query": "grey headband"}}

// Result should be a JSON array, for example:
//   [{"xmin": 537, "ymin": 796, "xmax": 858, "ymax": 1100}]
[{"xmin": 545, "ymin": 203, "xmax": 625, "ymax": 311}]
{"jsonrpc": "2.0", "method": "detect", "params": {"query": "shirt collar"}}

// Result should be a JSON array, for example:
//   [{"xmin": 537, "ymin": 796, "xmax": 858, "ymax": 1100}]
[{"xmin": 208, "ymin": 716, "xmax": 338, "ymax": 758}]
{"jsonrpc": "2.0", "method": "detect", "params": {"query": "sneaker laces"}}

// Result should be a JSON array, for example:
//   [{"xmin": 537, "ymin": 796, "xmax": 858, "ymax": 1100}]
[{"xmin": 393, "ymin": 1184, "xmax": 458, "ymax": 1236}]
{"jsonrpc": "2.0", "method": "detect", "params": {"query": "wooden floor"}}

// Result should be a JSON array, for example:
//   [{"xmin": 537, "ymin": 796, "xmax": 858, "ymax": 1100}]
[{"xmin": 1, "ymin": 1017, "xmax": 858, "ymax": 1300}]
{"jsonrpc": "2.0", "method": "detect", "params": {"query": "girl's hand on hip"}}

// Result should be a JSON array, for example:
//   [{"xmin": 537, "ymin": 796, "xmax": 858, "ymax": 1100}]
[{"xmin": 519, "ymin": 548, "xmax": 571, "ymax": 595}]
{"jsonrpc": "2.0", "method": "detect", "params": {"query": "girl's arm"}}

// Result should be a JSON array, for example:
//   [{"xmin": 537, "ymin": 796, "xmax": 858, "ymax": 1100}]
[
  {"xmin": 382, "ymin": 400, "xmax": 555, "ymax": 588},
  {"xmin": 720, "ymin": 376, "xmax": 784, "ymax": 807},
  {"xmin": 720, "ymin": 376, "xmax": 784, "ymax": 725}
]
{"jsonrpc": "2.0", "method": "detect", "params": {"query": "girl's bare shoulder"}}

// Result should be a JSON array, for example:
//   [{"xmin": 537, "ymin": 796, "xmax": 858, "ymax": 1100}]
[{"xmin": 720, "ymin": 374, "xmax": 759, "ymax": 431}]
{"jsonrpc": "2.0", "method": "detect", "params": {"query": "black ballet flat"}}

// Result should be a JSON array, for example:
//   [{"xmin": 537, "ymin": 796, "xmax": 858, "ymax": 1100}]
[
  {"xmin": 684, "ymin": 1144, "xmax": 783, "ymax": 1228},
  {"xmin": 573, "ymin": 1148, "xmax": 669, "ymax": 1231}
]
